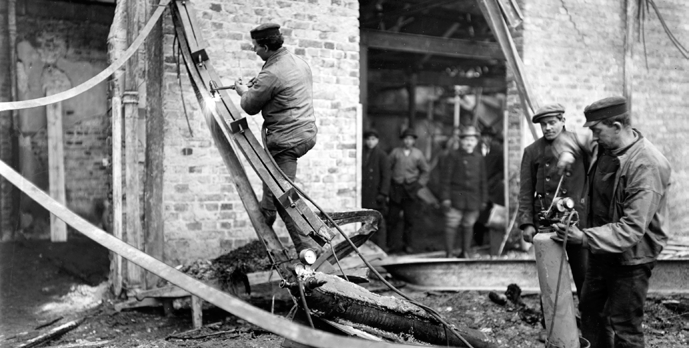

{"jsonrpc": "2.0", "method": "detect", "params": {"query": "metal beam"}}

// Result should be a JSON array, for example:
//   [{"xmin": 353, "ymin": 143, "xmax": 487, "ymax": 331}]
[{"xmin": 362, "ymin": 29, "xmax": 504, "ymax": 60}]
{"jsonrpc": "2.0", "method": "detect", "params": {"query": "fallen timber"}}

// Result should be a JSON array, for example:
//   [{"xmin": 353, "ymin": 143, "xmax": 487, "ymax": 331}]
[
  {"xmin": 375, "ymin": 257, "xmax": 689, "ymax": 294},
  {"xmin": 170, "ymin": 1, "xmax": 496, "ymax": 347}
]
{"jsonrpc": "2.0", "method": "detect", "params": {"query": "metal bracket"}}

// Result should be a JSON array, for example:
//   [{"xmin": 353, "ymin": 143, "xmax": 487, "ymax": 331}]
[{"xmin": 229, "ymin": 118, "xmax": 249, "ymax": 134}]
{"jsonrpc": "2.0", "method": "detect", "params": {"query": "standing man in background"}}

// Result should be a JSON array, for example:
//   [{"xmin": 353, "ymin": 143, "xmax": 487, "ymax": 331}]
[
  {"xmin": 387, "ymin": 129, "xmax": 430, "ymax": 255},
  {"xmin": 440, "ymin": 126, "xmax": 487, "ymax": 258},
  {"xmin": 553, "ymin": 96, "xmax": 671, "ymax": 348},
  {"xmin": 517, "ymin": 104, "xmax": 589, "ymax": 300},
  {"xmin": 234, "ymin": 23, "xmax": 318, "ymax": 253},
  {"xmin": 361, "ymin": 129, "xmax": 391, "ymax": 251}
]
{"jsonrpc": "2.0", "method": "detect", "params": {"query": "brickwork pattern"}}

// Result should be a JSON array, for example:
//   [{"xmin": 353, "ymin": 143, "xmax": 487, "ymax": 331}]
[
  {"xmin": 161, "ymin": 0, "xmax": 361, "ymax": 264},
  {"xmin": 509, "ymin": 0, "xmax": 689, "ymax": 237}
]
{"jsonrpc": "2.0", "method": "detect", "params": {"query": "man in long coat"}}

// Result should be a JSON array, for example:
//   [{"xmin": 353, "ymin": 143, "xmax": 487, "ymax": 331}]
[{"xmin": 361, "ymin": 129, "xmax": 391, "ymax": 250}]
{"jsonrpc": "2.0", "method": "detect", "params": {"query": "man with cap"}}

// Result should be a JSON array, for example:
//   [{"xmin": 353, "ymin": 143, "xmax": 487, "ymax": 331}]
[
  {"xmin": 552, "ymin": 96, "xmax": 671, "ymax": 348},
  {"xmin": 517, "ymin": 103, "xmax": 589, "ymax": 300},
  {"xmin": 234, "ymin": 23, "xmax": 319, "ymax": 253},
  {"xmin": 386, "ymin": 128, "xmax": 430, "ymax": 254},
  {"xmin": 361, "ymin": 129, "xmax": 391, "ymax": 250},
  {"xmin": 440, "ymin": 125, "xmax": 487, "ymax": 258}
]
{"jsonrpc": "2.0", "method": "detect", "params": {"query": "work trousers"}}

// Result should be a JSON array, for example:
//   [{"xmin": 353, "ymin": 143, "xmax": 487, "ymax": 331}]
[
  {"xmin": 386, "ymin": 182, "xmax": 419, "ymax": 254},
  {"xmin": 579, "ymin": 255, "xmax": 655, "ymax": 348},
  {"xmin": 444, "ymin": 207, "xmax": 479, "ymax": 257},
  {"xmin": 260, "ymin": 138, "xmax": 318, "ymax": 253}
]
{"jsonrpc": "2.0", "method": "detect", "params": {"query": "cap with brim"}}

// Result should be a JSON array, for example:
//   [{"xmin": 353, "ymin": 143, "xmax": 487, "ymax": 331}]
[
  {"xmin": 459, "ymin": 126, "xmax": 481, "ymax": 138},
  {"xmin": 363, "ymin": 129, "xmax": 379, "ymax": 138},
  {"xmin": 532, "ymin": 103, "xmax": 565, "ymax": 123},
  {"xmin": 400, "ymin": 128, "xmax": 417, "ymax": 139},
  {"xmin": 250, "ymin": 23, "xmax": 281, "ymax": 40},
  {"xmin": 583, "ymin": 96, "xmax": 628, "ymax": 127}
]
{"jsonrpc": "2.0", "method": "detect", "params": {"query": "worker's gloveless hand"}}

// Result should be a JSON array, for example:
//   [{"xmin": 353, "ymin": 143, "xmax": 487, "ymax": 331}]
[
  {"xmin": 556, "ymin": 151, "xmax": 575, "ymax": 176},
  {"xmin": 376, "ymin": 194, "xmax": 387, "ymax": 205},
  {"xmin": 552, "ymin": 223, "xmax": 585, "ymax": 244},
  {"xmin": 521, "ymin": 225, "xmax": 536, "ymax": 243},
  {"xmin": 234, "ymin": 78, "xmax": 249, "ymax": 96},
  {"xmin": 441, "ymin": 199, "xmax": 451, "ymax": 212}
]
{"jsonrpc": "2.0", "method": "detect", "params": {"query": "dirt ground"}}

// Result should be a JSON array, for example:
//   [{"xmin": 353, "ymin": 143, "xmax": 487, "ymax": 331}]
[{"xmin": 2, "ymin": 231, "xmax": 688, "ymax": 348}]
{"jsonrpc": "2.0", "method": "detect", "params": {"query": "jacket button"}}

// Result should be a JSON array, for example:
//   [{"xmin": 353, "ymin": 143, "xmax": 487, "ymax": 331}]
[
  {"xmin": 546, "ymin": 177, "xmax": 551, "ymax": 182},
  {"xmin": 562, "ymin": 189, "xmax": 568, "ymax": 194},
  {"xmin": 545, "ymin": 163, "xmax": 550, "ymax": 167}
]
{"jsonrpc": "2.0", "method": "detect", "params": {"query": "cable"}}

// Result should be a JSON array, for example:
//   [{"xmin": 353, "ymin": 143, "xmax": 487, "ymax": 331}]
[
  {"xmin": 296, "ymin": 276, "xmax": 315, "ymax": 329},
  {"xmin": 260, "ymin": 137, "xmax": 474, "ymax": 348},
  {"xmin": 329, "ymin": 241, "xmax": 349, "ymax": 282}
]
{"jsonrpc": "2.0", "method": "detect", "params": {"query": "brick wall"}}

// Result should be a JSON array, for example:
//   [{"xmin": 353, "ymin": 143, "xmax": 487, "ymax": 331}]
[
  {"xmin": 161, "ymin": 0, "xmax": 361, "ymax": 264},
  {"xmin": 6, "ymin": 1, "xmax": 113, "ymax": 238},
  {"xmin": 508, "ymin": 0, "xmax": 689, "ymax": 238}
]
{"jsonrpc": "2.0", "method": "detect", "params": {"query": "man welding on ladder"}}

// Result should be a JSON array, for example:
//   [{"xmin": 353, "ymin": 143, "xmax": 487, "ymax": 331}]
[{"xmin": 233, "ymin": 23, "xmax": 319, "ymax": 254}]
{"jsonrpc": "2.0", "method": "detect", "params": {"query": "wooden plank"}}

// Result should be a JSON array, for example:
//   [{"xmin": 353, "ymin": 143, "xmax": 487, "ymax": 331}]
[
  {"xmin": 143, "ymin": 0, "xmax": 165, "ymax": 290},
  {"xmin": 361, "ymin": 29, "xmax": 504, "ymax": 60},
  {"xmin": 46, "ymin": 95, "xmax": 67, "ymax": 242}
]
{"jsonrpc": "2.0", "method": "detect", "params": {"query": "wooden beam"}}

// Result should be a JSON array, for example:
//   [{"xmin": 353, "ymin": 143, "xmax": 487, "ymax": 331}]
[
  {"xmin": 370, "ymin": 71, "xmax": 506, "ymax": 89},
  {"xmin": 407, "ymin": 72, "xmax": 417, "ymax": 125},
  {"xmin": 111, "ymin": 86, "xmax": 123, "ymax": 296},
  {"xmin": 46, "ymin": 94, "xmax": 67, "ymax": 242},
  {"xmin": 361, "ymin": 29, "xmax": 504, "ymax": 60},
  {"xmin": 124, "ymin": 0, "xmax": 143, "ymax": 288},
  {"xmin": 624, "ymin": 0, "xmax": 637, "ymax": 113},
  {"xmin": 143, "ymin": 0, "xmax": 164, "ymax": 290}
]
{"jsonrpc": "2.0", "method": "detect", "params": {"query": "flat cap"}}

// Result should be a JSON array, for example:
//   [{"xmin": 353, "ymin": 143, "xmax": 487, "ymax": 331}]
[
  {"xmin": 532, "ymin": 103, "xmax": 565, "ymax": 123},
  {"xmin": 584, "ymin": 96, "xmax": 628, "ymax": 127},
  {"xmin": 363, "ymin": 129, "xmax": 379, "ymax": 138},
  {"xmin": 250, "ymin": 23, "xmax": 281, "ymax": 40}
]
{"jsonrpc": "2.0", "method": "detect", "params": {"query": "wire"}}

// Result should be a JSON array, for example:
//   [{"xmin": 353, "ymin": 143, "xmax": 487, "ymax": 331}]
[
  {"xmin": 261, "ymin": 138, "xmax": 474, "ymax": 348},
  {"xmin": 329, "ymin": 241, "xmax": 349, "ymax": 282},
  {"xmin": 296, "ymin": 276, "xmax": 315, "ymax": 329}
]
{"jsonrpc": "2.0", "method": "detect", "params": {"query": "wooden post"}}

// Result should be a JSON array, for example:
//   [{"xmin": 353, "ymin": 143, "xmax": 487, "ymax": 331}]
[
  {"xmin": 191, "ymin": 296, "xmax": 203, "ymax": 329},
  {"xmin": 624, "ymin": 0, "xmax": 637, "ymax": 112},
  {"xmin": 124, "ymin": 0, "xmax": 144, "ymax": 288},
  {"xmin": 407, "ymin": 72, "xmax": 417, "ymax": 127},
  {"xmin": 46, "ymin": 95, "xmax": 67, "ymax": 242},
  {"xmin": 144, "ymin": 0, "xmax": 165, "ymax": 290},
  {"xmin": 453, "ymin": 88, "xmax": 461, "ymax": 128}
]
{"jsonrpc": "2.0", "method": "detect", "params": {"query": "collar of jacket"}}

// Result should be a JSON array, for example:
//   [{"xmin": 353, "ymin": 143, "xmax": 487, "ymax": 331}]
[
  {"xmin": 263, "ymin": 47, "xmax": 288, "ymax": 68},
  {"xmin": 607, "ymin": 129, "xmax": 645, "ymax": 203}
]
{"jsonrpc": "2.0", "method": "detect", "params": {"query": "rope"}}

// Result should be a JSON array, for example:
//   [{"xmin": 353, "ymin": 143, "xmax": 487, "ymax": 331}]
[{"xmin": 0, "ymin": 0, "xmax": 171, "ymax": 112}]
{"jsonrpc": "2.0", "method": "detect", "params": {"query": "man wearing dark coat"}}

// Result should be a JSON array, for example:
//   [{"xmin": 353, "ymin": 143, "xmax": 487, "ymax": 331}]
[
  {"xmin": 361, "ymin": 129, "xmax": 391, "ymax": 250},
  {"xmin": 440, "ymin": 126, "xmax": 487, "ymax": 258}
]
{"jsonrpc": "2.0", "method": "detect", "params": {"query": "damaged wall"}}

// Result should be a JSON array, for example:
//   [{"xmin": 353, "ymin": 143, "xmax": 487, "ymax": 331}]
[
  {"xmin": 161, "ymin": 0, "xmax": 361, "ymax": 264},
  {"xmin": 508, "ymin": 0, "xmax": 689, "ymax": 237},
  {"xmin": 0, "ymin": 0, "xmax": 115, "ymax": 239}
]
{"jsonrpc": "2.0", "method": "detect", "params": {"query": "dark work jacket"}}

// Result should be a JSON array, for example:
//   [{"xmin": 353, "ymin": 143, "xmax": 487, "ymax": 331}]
[
  {"xmin": 517, "ymin": 130, "xmax": 589, "ymax": 230},
  {"xmin": 362, "ymin": 145, "xmax": 391, "ymax": 209},
  {"xmin": 483, "ymin": 141, "xmax": 504, "ymax": 206},
  {"xmin": 553, "ymin": 130, "xmax": 671, "ymax": 265},
  {"xmin": 240, "ymin": 47, "xmax": 317, "ymax": 152},
  {"xmin": 440, "ymin": 150, "xmax": 487, "ymax": 211}
]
